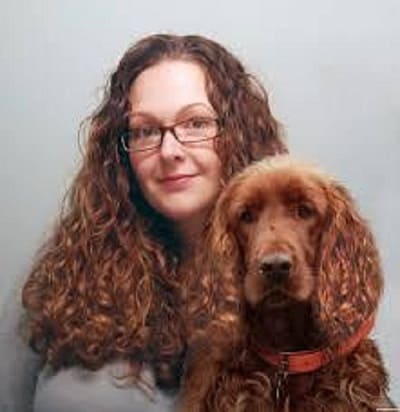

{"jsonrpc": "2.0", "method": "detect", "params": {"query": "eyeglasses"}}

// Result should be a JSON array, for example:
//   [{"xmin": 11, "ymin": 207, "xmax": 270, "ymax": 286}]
[{"xmin": 120, "ymin": 117, "xmax": 223, "ymax": 153}]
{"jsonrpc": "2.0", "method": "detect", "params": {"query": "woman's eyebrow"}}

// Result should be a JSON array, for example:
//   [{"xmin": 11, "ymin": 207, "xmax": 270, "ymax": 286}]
[
  {"xmin": 175, "ymin": 103, "xmax": 216, "ymax": 118},
  {"xmin": 130, "ymin": 102, "xmax": 216, "ymax": 123}
]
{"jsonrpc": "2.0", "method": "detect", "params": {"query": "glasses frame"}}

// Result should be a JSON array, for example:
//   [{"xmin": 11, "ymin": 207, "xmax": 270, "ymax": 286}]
[{"xmin": 119, "ymin": 117, "xmax": 224, "ymax": 153}]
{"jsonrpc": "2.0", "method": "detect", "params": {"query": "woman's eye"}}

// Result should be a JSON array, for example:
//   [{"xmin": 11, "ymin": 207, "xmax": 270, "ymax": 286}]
[
  {"xmin": 296, "ymin": 203, "xmax": 315, "ymax": 220},
  {"xmin": 131, "ymin": 126, "xmax": 160, "ymax": 139},
  {"xmin": 183, "ymin": 117, "xmax": 212, "ymax": 129}
]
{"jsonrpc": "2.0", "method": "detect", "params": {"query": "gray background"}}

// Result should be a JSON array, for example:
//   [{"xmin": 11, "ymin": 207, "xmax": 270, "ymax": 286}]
[{"xmin": 1, "ymin": 0, "xmax": 399, "ymax": 404}]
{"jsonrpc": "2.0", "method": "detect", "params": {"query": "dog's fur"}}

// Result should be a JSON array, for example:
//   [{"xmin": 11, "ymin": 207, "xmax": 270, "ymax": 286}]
[{"xmin": 180, "ymin": 156, "xmax": 390, "ymax": 411}]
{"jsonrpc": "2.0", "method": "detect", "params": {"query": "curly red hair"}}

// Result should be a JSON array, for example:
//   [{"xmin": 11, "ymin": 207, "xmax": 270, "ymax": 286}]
[{"xmin": 22, "ymin": 34, "xmax": 285, "ymax": 376}]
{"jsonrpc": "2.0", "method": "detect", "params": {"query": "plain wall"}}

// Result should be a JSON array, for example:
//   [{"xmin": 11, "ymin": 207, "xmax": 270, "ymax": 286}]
[{"xmin": 1, "ymin": 0, "xmax": 399, "ymax": 403}]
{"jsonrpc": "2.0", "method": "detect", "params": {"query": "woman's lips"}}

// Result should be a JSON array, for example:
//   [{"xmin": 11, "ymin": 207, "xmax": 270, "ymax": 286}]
[{"xmin": 159, "ymin": 174, "xmax": 197, "ymax": 190}]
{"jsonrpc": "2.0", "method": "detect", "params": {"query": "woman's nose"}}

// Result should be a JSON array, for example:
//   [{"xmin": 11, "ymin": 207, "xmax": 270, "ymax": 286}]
[{"xmin": 159, "ymin": 129, "xmax": 185, "ymax": 160}]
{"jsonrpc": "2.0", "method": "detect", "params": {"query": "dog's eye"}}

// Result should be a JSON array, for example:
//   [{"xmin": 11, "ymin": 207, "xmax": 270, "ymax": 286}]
[
  {"xmin": 239, "ymin": 209, "xmax": 255, "ymax": 223},
  {"xmin": 296, "ymin": 203, "xmax": 315, "ymax": 220}
]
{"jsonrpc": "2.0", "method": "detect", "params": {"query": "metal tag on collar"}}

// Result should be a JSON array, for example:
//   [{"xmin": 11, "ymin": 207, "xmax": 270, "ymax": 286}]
[{"xmin": 274, "ymin": 355, "xmax": 289, "ymax": 408}]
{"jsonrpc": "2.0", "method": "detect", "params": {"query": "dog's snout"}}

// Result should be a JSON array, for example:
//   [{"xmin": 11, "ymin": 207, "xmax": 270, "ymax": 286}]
[{"xmin": 259, "ymin": 253, "xmax": 292, "ymax": 282}]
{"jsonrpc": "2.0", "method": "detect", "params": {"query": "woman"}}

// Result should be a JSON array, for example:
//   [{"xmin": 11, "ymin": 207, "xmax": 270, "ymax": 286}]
[{"xmin": 0, "ymin": 34, "xmax": 285, "ymax": 412}]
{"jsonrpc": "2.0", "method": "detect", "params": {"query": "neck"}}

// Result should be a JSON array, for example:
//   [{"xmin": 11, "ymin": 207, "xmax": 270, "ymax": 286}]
[
  {"xmin": 246, "ymin": 301, "xmax": 326, "ymax": 352},
  {"xmin": 175, "ymin": 212, "xmax": 208, "ymax": 262}
]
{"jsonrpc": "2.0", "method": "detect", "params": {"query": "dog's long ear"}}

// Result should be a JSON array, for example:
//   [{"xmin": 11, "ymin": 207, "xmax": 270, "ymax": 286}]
[
  {"xmin": 316, "ymin": 180, "xmax": 383, "ymax": 342},
  {"xmin": 187, "ymin": 182, "xmax": 243, "ymax": 346}
]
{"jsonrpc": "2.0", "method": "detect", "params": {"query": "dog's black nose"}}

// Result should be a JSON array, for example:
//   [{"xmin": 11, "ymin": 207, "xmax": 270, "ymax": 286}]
[{"xmin": 259, "ymin": 253, "xmax": 292, "ymax": 283}]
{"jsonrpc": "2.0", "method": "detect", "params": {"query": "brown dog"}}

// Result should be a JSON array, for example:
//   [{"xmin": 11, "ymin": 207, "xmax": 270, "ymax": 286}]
[{"xmin": 180, "ymin": 156, "xmax": 392, "ymax": 411}]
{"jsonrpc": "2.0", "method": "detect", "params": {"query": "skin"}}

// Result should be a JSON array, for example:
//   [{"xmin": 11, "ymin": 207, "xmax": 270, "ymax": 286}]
[{"xmin": 128, "ymin": 59, "xmax": 223, "ymax": 256}]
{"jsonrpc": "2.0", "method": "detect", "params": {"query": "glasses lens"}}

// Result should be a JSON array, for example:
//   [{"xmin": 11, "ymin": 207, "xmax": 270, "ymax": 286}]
[
  {"xmin": 175, "ymin": 118, "xmax": 219, "ymax": 142},
  {"xmin": 126, "ymin": 126, "xmax": 162, "ymax": 151}
]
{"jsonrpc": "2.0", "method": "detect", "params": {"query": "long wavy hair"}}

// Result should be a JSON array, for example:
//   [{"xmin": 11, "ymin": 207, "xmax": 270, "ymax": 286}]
[{"xmin": 22, "ymin": 34, "xmax": 286, "ymax": 375}]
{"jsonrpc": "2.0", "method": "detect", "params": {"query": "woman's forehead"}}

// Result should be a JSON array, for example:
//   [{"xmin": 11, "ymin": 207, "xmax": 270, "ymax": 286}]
[{"xmin": 128, "ymin": 59, "xmax": 214, "ymax": 122}]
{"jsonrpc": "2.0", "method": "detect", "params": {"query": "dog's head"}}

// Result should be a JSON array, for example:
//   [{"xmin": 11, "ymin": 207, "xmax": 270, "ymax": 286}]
[{"xmin": 208, "ymin": 155, "xmax": 382, "ymax": 342}]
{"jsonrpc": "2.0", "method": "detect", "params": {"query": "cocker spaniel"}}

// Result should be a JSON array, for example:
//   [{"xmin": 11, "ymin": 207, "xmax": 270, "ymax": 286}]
[{"xmin": 180, "ymin": 156, "xmax": 393, "ymax": 411}]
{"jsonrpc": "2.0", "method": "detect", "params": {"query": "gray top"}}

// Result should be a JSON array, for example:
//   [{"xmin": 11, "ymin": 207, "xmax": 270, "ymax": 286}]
[{"xmin": 34, "ymin": 362, "xmax": 176, "ymax": 412}]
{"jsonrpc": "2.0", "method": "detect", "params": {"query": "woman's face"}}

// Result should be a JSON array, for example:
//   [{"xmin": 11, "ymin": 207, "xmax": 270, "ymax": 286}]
[{"xmin": 128, "ymin": 59, "xmax": 222, "ymax": 229}]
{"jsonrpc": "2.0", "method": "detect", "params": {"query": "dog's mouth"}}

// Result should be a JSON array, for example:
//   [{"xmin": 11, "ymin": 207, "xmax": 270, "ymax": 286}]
[{"xmin": 261, "ymin": 289, "xmax": 292, "ymax": 308}]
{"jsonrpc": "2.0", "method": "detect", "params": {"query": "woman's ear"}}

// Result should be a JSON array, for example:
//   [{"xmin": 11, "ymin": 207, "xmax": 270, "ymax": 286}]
[{"xmin": 315, "ymin": 181, "xmax": 382, "ymax": 343}]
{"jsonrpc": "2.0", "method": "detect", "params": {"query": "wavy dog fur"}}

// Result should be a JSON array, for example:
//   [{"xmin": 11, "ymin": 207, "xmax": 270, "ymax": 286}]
[{"xmin": 181, "ymin": 155, "xmax": 389, "ymax": 411}]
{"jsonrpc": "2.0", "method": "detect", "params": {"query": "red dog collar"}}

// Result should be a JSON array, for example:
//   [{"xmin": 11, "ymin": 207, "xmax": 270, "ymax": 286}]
[{"xmin": 252, "ymin": 315, "xmax": 375, "ymax": 374}]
